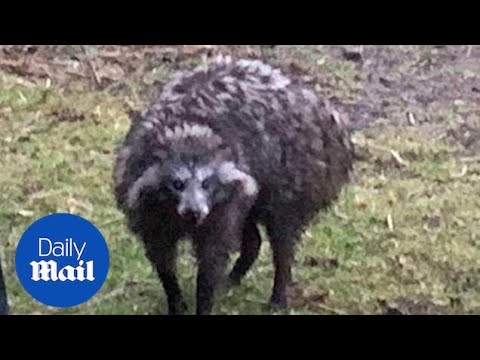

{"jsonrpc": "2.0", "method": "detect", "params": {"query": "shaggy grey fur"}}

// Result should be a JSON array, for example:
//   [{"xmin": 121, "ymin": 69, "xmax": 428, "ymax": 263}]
[{"xmin": 114, "ymin": 56, "xmax": 354, "ymax": 315}]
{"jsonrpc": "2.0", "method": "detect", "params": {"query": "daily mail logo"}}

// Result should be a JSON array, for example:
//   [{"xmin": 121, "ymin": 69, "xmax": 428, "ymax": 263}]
[
  {"xmin": 16, "ymin": 214, "xmax": 109, "ymax": 308},
  {"xmin": 30, "ymin": 238, "xmax": 95, "ymax": 282}
]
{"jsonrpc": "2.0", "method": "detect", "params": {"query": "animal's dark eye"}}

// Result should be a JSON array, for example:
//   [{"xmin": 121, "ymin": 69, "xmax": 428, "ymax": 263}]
[
  {"xmin": 201, "ymin": 178, "xmax": 212, "ymax": 190},
  {"xmin": 172, "ymin": 179, "xmax": 185, "ymax": 191}
]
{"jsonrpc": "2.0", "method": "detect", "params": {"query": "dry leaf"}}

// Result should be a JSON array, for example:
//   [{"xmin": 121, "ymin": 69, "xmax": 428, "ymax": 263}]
[
  {"xmin": 18, "ymin": 209, "xmax": 34, "ymax": 217},
  {"xmin": 387, "ymin": 213, "xmax": 394, "ymax": 231},
  {"xmin": 406, "ymin": 111, "xmax": 416, "ymax": 126},
  {"xmin": 390, "ymin": 150, "xmax": 409, "ymax": 167}
]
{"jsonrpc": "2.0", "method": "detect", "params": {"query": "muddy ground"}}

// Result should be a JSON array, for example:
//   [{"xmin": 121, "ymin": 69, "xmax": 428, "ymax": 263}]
[{"xmin": 1, "ymin": 45, "xmax": 478, "ymax": 131}]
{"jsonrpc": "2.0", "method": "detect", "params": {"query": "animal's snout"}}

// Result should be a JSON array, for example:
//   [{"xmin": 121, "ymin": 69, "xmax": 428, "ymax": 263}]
[
  {"xmin": 182, "ymin": 209, "xmax": 202, "ymax": 223},
  {"xmin": 178, "ymin": 205, "xmax": 209, "ymax": 225}
]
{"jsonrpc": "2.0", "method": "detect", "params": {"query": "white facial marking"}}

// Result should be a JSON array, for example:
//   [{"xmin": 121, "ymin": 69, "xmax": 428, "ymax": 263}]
[
  {"xmin": 174, "ymin": 167, "xmax": 192, "ymax": 182},
  {"xmin": 195, "ymin": 166, "xmax": 214, "ymax": 182},
  {"xmin": 177, "ymin": 185, "xmax": 210, "ymax": 224},
  {"xmin": 127, "ymin": 165, "xmax": 161, "ymax": 208},
  {"xmin": 217, "ymin": 162, "xmax": 258, "ymax": 197}
]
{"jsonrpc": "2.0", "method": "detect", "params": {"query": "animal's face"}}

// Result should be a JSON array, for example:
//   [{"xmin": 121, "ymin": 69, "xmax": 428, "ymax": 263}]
[
  {"xmin": 165, "ymin": 161, "xmax": 232, "ymax": 225},
  {"xmin": 125, "ymin": 148, "xmax": 259, "ymax": 225}
]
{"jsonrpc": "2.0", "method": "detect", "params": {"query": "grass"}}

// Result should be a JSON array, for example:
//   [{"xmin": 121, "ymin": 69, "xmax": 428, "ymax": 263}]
[{"xmin": 1, "ymin": 49, "xmax": 480, "ymax": 315}]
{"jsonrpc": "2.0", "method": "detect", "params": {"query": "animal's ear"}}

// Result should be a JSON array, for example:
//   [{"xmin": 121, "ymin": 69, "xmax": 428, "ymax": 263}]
[
  {"xmin": 217, "ymin": 162, "xmax": 259, "ymax": 198},
  {"xmin": 126, "ymin": 164, "xmax": 166, "ymax": 209}
]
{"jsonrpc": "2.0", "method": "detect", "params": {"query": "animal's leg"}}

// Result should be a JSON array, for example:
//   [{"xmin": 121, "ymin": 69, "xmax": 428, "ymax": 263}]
[
  {"xmin": 194, "ymin": 192, "xmax": 256, "ymax": 315},
  {"xmin": 195, "ymin": 245, "xmax": 230, "ymax": 315},
  {"xmin": 266, "ymin": 222, "xmax": 300, "ymax": 309},
  {"xmin": 144, "ymin": 236, "xmax": 187, "ymax": 315},
  {"xmin": 227, "ymin": 219, "xmax": 262, "ymax": 287}
]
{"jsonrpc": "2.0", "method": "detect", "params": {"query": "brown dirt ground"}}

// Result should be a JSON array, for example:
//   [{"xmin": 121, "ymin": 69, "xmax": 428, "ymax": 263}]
[{"xmin": 1, "ymin": 45, "xmax": 478, "ymax": 136}]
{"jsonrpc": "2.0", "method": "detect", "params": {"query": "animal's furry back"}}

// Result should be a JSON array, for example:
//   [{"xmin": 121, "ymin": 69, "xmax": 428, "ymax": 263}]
[{"xmin": 115, "ymin": 56, "xmax": 354, "ymax": 227}]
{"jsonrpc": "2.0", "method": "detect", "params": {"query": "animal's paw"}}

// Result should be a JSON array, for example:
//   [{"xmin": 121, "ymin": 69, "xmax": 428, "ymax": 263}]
[
  {"xmin": 217, "ymin": 277, "xmax": 238, "ymax": 296},
  {"xmin": 168, "ymin": 300, "xmax": 188, "ymax": 315},
  {"xmin": 268, "ymin": 296, "xmax": 288, "ymax": 312}
]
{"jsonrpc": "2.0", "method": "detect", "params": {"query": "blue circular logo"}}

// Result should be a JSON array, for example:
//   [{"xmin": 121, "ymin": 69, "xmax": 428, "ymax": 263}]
[{"xmin": 15, "ymin": 213, "xmax": 109, "ymax": 308}]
